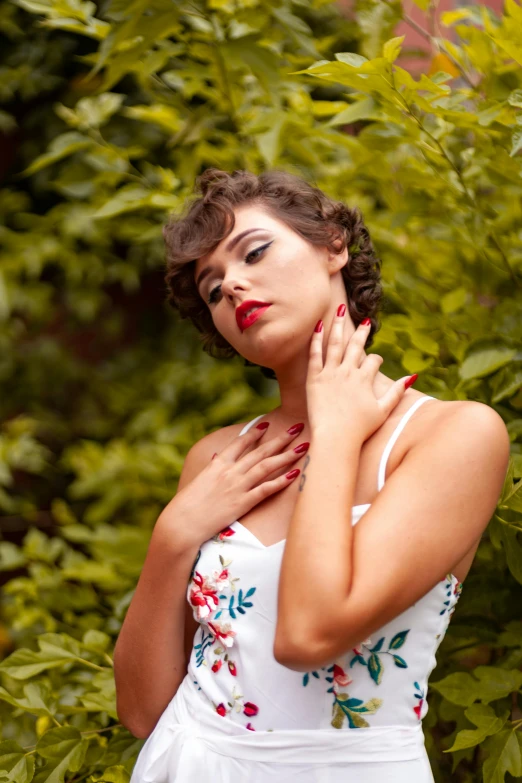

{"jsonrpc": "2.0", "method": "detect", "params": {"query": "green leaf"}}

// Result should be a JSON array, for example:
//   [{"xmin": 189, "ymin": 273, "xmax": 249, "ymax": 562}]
[
  {"xmin": 21, "ymin": 132, "xmax": 93, "ymax": 176},
  {"xmin": 460, "ymin": 346, "xmax": 517, "ymax": 381},
  {"xmin": 445, "ymin": 704, "xmax": 507, "ymax": 752},
  {"xmin": 382, "ymin": 35, "xmax": 404, "ymax": 64},
  {"xmin": 482, "ymin": 728, "xmax": 522, "ymax": 783}
]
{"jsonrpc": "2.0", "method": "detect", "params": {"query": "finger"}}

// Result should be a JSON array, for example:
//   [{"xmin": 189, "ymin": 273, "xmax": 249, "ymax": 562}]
[
  {"xmin": 378, "ymin": 374, "xmax": 416, "ymax": 416},
  {"xmin": 324, "ymin": 303, "xmax": 347, "ymax": 369},
  {"xmin": 307, "ymin": 318, "xmax": 324, "ymax": 379},
  {"xmin": 240, "ymin": 424, "xmax": 305, "ymax": 473},
  {"xmin": 246, "ymin": 441, "xmax": 310, "ymax": 485},
  {"xmin": 247, "ymin": 466, "xmax": 301, "ymax": 506},
  {"xmin": 342, "ymin": 318, "xmax": 371, "ymax": 366},
  {"xmin": 360, "ymin": 353, "xmax": 384, "ymax": 381},
  {"xmin": 220, "ymin": 419, "xmax": 271, "ymax": 462}
]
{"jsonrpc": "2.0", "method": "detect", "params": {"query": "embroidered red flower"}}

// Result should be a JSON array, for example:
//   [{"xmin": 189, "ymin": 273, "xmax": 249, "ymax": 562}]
[
  {"xmin": 189, "ymin": 571, "xmax": 219, "ymax": 620},
  {"xmin": 208, "ymin": 620, "xmax": 237, "ymax": 648},
  {"xmin": 332, "ymin": 663, "xmax": 352, "ymax": 693},
  {"xmin": 216, "ymin": 703, "xmax": 227, "ymax": 717},
  {"xmin": 246, "ymin": 723, "xmax": 255, "ymax": 731},
  {"xmin": 212, "ymin": 567, "xmax": 230, "ymax": 590},
  {"xmin": 414, "ymin": 699, "xmax": 424, "ymax": 719},
  {"xmin": 228, "ymin": 660, "xmax": 237, "ymax": 676},
  {"xmin": 243, "ymin": 702, "xmax": 259, "ymax": 717},
  {"xmin": 218, "ymin": 526, "xmax": 236, "ymax": 541},
  {"xmin": 211, "ymin": 660, "xmax": 222, "ymax": 673}
]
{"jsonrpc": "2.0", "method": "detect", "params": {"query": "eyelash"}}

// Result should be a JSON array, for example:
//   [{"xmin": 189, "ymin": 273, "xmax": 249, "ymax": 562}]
[{"xmin": 207, "ymin": 241, "xmax": 273, "ymax": 304}]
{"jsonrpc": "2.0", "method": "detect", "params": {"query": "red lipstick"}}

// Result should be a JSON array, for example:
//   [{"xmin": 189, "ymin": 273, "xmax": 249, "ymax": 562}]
[{"xmin": 236, "ymin": 300, "xmax": 272, "ymax": 332}]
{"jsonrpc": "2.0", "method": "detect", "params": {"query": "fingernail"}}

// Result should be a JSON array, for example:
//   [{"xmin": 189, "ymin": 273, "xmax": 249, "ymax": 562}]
[
  {"xmin": 404, "ymin": 374, "xmax": 418, "ymax": 390},
  {"xmin": 361, "ymin": 317, "xmax": 371, "ymax": 326},
  {"xmin": 293, "ymin": 442, "xmax": 309, "ymax": 454},
  {"xmin": 337, "ymin": 303, "xmax": 346, "ymax": 317},
  {"xmin": 286, "ymin": 469, "xmax": 300, "ymax": 480},
  {"xmin": 256, "ymin": 421, "xmax": 270, "ymax": 430},
  {"xmin": 287, "ymin": 422, "xmax": 304, "ymax": 435},
  {"xmin": 314, "ymin": 319, "xmax": 323, "ymax": 333}
]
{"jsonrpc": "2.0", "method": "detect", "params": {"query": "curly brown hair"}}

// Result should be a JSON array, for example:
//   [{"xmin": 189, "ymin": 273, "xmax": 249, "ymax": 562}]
[{"xmin": 163, "ymin": 168, "xmax": 383, "ymax": 381}]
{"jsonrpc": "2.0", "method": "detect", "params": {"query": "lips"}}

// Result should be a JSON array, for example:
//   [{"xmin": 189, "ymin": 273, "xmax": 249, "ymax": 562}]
[{"xmin": 236, "ymin": 301, "xmax": 272, "ymax": 331}]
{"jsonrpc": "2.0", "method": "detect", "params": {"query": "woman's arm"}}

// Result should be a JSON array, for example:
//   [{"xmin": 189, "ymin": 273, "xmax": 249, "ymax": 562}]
[
  {"xmin": 274, "ymin": 402, "xmax": 510, "ymax": 671},
  {"xmin": 113, "ymin": 434, "xmax": 214, "ymax": 739}
]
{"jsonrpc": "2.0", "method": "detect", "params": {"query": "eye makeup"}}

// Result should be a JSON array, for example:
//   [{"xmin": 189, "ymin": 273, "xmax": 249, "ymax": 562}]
[{"xmin": 207, "ymin": 241, "xmax": 273, "ymax": 304}]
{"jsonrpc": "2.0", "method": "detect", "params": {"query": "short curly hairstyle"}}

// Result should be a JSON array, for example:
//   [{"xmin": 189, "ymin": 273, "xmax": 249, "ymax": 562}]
[{"xmin": 163, "ymin": 168, "xmax": 383, "ymax": 380}]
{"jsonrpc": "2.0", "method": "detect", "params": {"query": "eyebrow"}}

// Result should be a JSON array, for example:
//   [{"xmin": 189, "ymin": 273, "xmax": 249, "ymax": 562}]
[{"xmin": 195, "ymin": 227, "xmax": 268, "ymax": 292}]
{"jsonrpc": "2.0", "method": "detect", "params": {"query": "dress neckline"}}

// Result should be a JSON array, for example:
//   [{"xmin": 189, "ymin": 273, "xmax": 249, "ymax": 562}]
[{"xmin": 231, "ymin": 503, "xmax": 372, "ymax": 551}]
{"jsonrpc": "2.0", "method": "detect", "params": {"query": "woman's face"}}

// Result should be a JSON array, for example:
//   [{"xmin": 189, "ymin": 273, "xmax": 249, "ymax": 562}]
[{"xmin": 193, "ymin": 204, "xmax": 347, "ymax": 371}]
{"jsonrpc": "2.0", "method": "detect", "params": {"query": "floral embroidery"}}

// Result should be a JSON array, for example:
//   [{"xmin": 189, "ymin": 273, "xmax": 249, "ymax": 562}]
[
  {"xmin": 331, "ymin": 691, "xmax": 383, "ymax": 729},
  {"xmin": 212, "ymin": 685, "xmax": 260, "ymax": 729},
  {"xmin": 189, "ymin": 553, "xmax": 256, "ymax": 685},
  {"xmin": 349, "ymin": 632, "xmax": 410, "ymax": 685},
  {"xmin": 439, "ymin": 574, "xmax": 463, "ymax": 617},
  {"xmin": 413, "ymin": 681, "xmax": 425, "ymax": 719},
  {"xmin": 189, "ymin": 571, "xmax": 220, "ymax": 620},
  {"xmin": 213, "ymin": 525, "xmax": 236, "ymax": 543}
]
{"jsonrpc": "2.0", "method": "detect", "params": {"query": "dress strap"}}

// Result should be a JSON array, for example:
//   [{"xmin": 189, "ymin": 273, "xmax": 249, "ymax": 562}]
[
  {"xmin": 377, "ymin": 396, "xmax": 437, "ymax": 492},
  {"xmin": 238, "ymin": 414, "xmax": 265, "ymax": 436}
]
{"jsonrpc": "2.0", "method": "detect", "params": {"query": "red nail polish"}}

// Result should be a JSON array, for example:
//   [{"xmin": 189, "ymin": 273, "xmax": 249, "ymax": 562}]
[
  {"xmin": 404, "ymin": 374, "xmax": 418, "ymax": 390},
  {"xmin": 293, "ymin": 442, "xmax": 310, "ymax": 454},
  {"xmin": 287, "ymin": 423, "xmax": 304, "ymax": 435},
  {"xmin": 361, "ymin": 317, "xmax": 371, "ymax": 326},
  {"xmin": 286, "ymin": 469, "xmax": 300, "ymax": 480},
  {"xmin": 314, "ymin": 319, "xmax": 323, "ymax": 333},
  {"xmin": 256, "ymin": 421, "xmax": 270, "ymax": 430},
  {"xmin": 337, "ymin": 303, "xmax": 346, "ymax": 317}
]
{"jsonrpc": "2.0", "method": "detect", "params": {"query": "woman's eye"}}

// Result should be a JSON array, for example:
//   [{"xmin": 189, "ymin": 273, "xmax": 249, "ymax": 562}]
[{"xmin": 207, "ymin": 241, "xmax": 272, "ymax": 304}]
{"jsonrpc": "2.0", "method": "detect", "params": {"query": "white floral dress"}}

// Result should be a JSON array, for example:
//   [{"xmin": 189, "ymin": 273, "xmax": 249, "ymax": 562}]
[{"xmin": 130, "ymin": 395, "xmax": 463, "ymax": 783}]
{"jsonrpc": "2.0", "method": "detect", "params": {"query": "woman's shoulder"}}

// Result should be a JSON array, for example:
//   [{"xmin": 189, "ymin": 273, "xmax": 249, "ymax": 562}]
[{"xmin": 188, "ymin": 419, "xmax": 256, "ymax": 462}]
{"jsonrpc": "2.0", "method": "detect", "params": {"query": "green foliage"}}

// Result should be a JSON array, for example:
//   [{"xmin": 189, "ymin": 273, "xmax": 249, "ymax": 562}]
[{"xmin": 0, "ymin": 0, "xmax": 522, "ymax": 781}]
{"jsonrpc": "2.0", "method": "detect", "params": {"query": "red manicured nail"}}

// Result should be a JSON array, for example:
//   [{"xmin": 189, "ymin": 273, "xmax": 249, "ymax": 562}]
[
  {"xmin": 293, "ymin": 442, "xmax": 309, "ymax": 454},
  {"xmin": 287, "ymin": 423, "xmax": 304, "ymax": 435},
  {"xmin": 256, "ymin": 421, "xmax": 270, "ymax": 430},
  {"xmin": 286, "ymin": 469, "xmax": 300, "ymax": 480},
  {"xmin": 314, "ymin": 319, "xmax": 323, "ymax": 333},
  {"xmin": 361, "ymin": 317, "xmax": 371, "ymax": 326},
  {"xmin": 337, "ymin": 303, "xmax": 346, "ymax": 317},
  {"xmin": 404, "ymin": 374, "xmax": 418, "ymax": 390}
]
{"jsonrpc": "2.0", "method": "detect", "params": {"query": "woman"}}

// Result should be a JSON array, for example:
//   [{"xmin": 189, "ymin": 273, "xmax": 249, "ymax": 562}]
[{"xmin": 118, "ymin": 169, "xmax": 510, "ymax": 782}]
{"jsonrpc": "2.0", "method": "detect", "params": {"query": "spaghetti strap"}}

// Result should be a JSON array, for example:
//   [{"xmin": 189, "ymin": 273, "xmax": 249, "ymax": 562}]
[
  {"xmin": 377, "ymin": 395, "xmax": 437, "ymax": 492},
  {"xmin": 238, "ymin": 414, "xmax": 265, "ymax": 436}
]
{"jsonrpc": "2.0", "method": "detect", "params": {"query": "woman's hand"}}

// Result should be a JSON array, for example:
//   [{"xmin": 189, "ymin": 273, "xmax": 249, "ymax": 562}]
[
  {"xmin": 306, "ymin": 305, "xmax": 416, "ymax": 443},
  {"xmin": 159, "ymin": 422, "xmax": 309, "ymax": 549}
]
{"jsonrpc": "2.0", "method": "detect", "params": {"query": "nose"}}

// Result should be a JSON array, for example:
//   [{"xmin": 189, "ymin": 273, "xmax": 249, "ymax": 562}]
[{"xmin": 220, "ymin": 273, "xmax": 250, "ymax": 304}]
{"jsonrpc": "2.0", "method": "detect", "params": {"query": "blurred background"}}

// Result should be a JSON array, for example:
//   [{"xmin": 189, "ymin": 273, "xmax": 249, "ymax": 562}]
[{"xmin": 1, "ymin": 1, "xmax": 522, "ymax": 780}]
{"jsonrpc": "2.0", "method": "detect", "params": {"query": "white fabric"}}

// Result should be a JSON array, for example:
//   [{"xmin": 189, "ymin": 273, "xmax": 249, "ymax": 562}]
[{"xmin": 130, "ymin": 395, "xmax": 463, "ymax": 782}]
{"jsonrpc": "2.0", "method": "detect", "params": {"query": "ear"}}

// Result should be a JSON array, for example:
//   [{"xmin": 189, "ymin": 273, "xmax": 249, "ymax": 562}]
[{"xmin": 327, "ymin": 235, "xmax": 349, "ymax": 273}]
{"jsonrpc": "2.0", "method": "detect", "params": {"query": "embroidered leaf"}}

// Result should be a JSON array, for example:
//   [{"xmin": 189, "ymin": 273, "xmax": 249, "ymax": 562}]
[
  {"xmin": 393, "ymin": 655, "xmax": 408, "ymax": 668},
  {"xmin": 349, "ymin": 654, "xmax": 366, "ymax": 668},
  {"xmin": 238, "ymin": 588, "xmax": 243, "ymax": 603},
  {"xmin": 214, "ymin": 647, "xmax": 224, "ymax": 655},
  {"xmin": 368, "ymin": 653, "xmax": 384, "ymax": 684},
  {"xmin": 219, "ymin": 595, "xmax": 227, "ymax": 600},
  {"xmin": 245, "ymin": 587, "xmax": 256, "ymax": 598},
  {"xmin": 312, "ymin": 671, "xmax": 320, "ymax": 679},
  {"xmin": 331, "ymin": 703, "xmax": 345, "ymax": 729},
  {"xmin": 345, "ymin": 698, "xmax": 364, "ymax": 708},
  {"xmin": 369, "ymin": 637, "xmax": 385, "ymax": 653},
  {"xmin": 229, "ymin": 595, "xmax": 236, "ymax": 619},
  {"xmin": 303, "ymin": 673, "xmax": 309, "ymax": 686},
  {"xmin": 236, "ymin": 606, "xmax": 246, "ymax": 615},
  {"xmin": 346, "ymin": 711, "xmax": 370, "ymax": 728},
  {"xmin": 241, "ymin": 602, "xmax": 253, "ymax": 608},
  {"xmin": 327, "ymin": 686, "xmax": 334, "ymax": 693},
  {"xmin": 214, "ymin": 610, "xmax": 222, "ymax": 619},
  {"xmin": 388, "ymin": 630, "xmax": 409, "ymax": 649},
  {"xmin": 414, "ymin": 680, "xmax": 420, "ymax": 689},
  {"xmin": 325, "ymin": 676, "xmax": 333, "ymax": 683}
]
